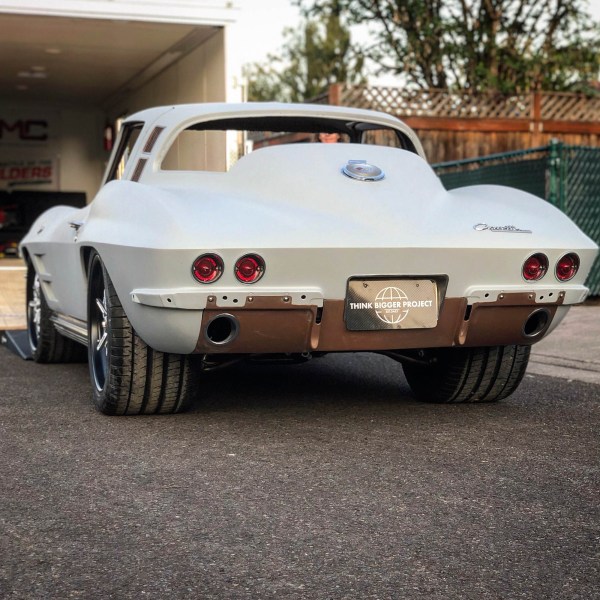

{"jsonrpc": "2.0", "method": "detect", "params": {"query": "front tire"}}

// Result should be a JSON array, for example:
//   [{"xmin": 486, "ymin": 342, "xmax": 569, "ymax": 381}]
[
  {"xmin": 87, "ymin": 251, "xmax": 196, "ymax": 415},
  {"xmin": 26, "ymin": 264, "xmax": 85, "ymax": 363},
  {"xmin": 402, "ymin": 345, "xmax": 530, "ymax": 403}
]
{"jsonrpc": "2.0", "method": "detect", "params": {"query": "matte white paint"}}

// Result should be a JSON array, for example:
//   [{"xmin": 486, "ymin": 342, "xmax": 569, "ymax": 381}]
[{"xmin": 20, "ymin": 103, "xmax": 599, "ymax": 354}]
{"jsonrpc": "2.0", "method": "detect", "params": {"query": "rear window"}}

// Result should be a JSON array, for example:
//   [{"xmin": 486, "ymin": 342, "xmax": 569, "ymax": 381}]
[{"xmin": 160, "ymin": 116, "xmax": 417, "ymax": 173}]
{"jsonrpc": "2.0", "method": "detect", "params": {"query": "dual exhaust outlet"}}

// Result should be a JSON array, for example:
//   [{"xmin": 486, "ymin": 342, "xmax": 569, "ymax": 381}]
[{"xmin": 204, "ymin": 307, "xmax": 551, "ymax": 348}]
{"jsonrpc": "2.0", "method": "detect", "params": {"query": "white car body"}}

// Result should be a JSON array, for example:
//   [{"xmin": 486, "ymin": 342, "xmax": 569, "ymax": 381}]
[{"xmin": 20, "ymin": 103, "xmax": 599, "ymax": 413}]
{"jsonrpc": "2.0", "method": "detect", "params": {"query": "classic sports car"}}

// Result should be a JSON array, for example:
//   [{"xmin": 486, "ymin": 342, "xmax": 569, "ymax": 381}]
[{"xmin": 20, "ymin": 103, "xmax": 598, "ymax": 415}]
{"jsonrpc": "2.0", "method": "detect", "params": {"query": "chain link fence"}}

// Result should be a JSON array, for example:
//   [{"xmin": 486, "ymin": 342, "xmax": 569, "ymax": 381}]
[{"xmin": 433, "ymin": 142, "xmax": 600, "ymax": 295}]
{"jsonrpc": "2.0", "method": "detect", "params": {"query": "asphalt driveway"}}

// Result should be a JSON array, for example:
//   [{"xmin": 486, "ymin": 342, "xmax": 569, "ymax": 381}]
[{"xmin": 1, "ymin": 347, "xmax": 598, "ymax": 600}]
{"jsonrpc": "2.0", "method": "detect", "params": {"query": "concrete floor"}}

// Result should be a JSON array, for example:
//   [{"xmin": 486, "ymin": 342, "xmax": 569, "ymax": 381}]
[
  {"xmin": 0, "ymin": 258, "xmax": 26, "ymax": 330},
  {"xmin": 527, "ymin": 302, "xmax": 600, "ymax": 385}
]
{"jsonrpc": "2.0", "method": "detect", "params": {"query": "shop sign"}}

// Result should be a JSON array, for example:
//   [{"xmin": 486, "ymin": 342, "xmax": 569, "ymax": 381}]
[
  {"xmin": 0, "ymin": 159, "xmax": 55, "ymax": 190},
  {"xmin": 0, "ymin": 119, "xmax": 48, "ymax": 142}
]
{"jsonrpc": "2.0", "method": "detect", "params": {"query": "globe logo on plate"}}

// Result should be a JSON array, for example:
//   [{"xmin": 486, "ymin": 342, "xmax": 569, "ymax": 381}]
[{"xmin": 374, "ymin": 287, "xmax": 409, "ymax": 324}]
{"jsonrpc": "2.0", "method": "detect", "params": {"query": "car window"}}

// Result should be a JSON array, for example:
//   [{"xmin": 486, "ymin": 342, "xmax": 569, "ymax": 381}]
[
  {"xmin": 360, "ymin": 129, "xmax": 405, "ymax": 148},
  {"xmin": 106, "ymin": 122, "xmax": 143, "ymax": 182},
  {"xmin": 161, "ymin": 129, "xmax": 353, "ymax": 172},
  {"xmin": 160, "ymin": 117, "xmax": 417, "ymax": 173},
  {"xmin": 162, "ymin": 129, "xmax": 228, "ymax": 172}
]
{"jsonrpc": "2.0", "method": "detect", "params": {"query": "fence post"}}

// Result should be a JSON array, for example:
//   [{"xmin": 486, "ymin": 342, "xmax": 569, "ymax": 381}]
[
  {"xmin": 548, "ymin": 139, "xmax": 565, "ymax": 210},
  {"xmin": 328, "ymin": 83, "xmax": 342, "ymax": 106},
  {"xmin": 532, "ymin": 92, "xmax": 542, "ymax": 146}
]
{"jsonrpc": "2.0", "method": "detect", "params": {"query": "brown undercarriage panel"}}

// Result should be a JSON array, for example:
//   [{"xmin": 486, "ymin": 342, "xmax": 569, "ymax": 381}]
[{"xmin": 194, "ymin": 292, "xmax": 562, "ymax": 354}]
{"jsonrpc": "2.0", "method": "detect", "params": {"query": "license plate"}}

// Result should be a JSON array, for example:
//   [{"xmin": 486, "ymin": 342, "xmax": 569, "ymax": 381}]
[{"xmin": 345, "ymin": 278, "xmax": 438, "ymax": 331}]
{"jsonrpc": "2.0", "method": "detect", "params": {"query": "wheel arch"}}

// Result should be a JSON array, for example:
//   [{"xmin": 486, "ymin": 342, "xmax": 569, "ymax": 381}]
[
  {"xmin": 83, "ymin": 248, "xmax": 142, "ymax": 338},
  {"xmin": 80, "ymin": 246, "xmax": 96, "ymax": 279},
  {"xmin": 21, "ymin": 246, "xmax": 32, "ymax": 265}
]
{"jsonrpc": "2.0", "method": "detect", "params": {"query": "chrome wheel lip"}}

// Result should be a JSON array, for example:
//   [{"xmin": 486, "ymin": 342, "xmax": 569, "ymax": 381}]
[
  {"xmin": 27, "ymin": 273, "xmax": 42, "ymax": 351},
  {"xmin": 90, "ymin": 265, "xmax": 109, "ymax": 392},
  {"xmin": 95, "ymin": 295, "xmax": 108, "ymax": 352}
]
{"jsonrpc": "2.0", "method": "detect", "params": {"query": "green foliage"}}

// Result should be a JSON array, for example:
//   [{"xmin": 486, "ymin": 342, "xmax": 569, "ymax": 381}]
[
  {"xmin": 296, "ymin": 0, "xmax": 600, "ymax": 93},
  {"xmin": 244, "ymin": 5, "xmax": 365, "ymax": 102}
]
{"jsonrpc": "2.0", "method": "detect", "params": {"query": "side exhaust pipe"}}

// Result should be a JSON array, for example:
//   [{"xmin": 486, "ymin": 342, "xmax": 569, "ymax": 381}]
[
  {"xmin": 523, "ymin": 308, "xmax": 551, "ymax": 338},
  {"xmin": 205, "ymin": 314, "xmax": 239, "ymax": 345}
]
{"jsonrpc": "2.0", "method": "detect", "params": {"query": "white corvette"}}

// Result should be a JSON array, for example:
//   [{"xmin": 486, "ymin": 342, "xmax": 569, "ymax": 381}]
[{"xmin": 20, "ymin": 103, "xmax": 598, "ymax": 414}]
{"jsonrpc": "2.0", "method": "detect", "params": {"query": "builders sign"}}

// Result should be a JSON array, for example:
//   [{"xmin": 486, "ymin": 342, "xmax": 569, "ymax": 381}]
[
  {"xmin": 0, "ymin": 159, "xmax": 55, "ymax": 190},
  {"xmin": 0, "ymin": 113, "xmax": 57, "ymax": 190}
]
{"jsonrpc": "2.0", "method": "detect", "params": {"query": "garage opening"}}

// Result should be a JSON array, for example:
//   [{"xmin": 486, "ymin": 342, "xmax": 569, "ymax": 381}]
[{"xmin": 0, "ymin": 191, "xmax": 86, "ymax": 258}]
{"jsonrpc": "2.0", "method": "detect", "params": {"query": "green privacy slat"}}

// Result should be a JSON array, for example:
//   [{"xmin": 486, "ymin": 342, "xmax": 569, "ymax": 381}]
[
  {"xmin": 438, "ymin": 158, "xmax": 547, "ymax": 199},
  {"xmin": 563, "ymin": 147, "xmax": 600, "ymax": 295}
]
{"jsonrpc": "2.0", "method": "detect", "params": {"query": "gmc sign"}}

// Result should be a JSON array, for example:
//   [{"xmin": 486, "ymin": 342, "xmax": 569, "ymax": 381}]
[{"xmin": 0, "ymin": 119, "xmax": 48, "ymax": 141}]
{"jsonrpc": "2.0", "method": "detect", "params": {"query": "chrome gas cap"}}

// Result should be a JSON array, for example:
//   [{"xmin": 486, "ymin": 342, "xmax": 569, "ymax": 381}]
[{"xmin": 342, "ymin": 160, "xmax": 385, "ymax": 181}]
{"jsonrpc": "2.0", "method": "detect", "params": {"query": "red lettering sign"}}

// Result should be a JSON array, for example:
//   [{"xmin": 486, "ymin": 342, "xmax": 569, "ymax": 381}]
[{"xmin": 0, "ymin": 160, "xmax": 54, "ymax": 189}]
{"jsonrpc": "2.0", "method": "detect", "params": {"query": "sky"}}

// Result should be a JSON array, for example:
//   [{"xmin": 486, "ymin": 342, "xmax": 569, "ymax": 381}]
[
  {"xmin": 229, "ymin": 0, "xmax": 301, "ymax": 65},
  {"xmin": 229, "ymin": 0, "xmax": 600, "ymax": 76}
]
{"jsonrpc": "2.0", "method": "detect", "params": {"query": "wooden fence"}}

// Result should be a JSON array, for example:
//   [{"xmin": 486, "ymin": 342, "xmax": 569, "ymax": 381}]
[{"xmin": 318, "ymin": 85, "xmax": 600, "ymax": 163}]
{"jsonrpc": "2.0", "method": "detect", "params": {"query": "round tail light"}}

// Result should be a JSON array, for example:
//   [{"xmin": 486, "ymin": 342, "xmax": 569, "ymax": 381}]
[
  {"xmin": 192, "ymin": 253, "xmax": 223, "ymax": 283},
  {"xmin": 522, "ymin": 253, "xmax": 548, "ymax": 281},
  {"xmin": 556, "ymin": 253, "xmax": 579, "ymax": 281},
  {"xmin": 235, "ymin": 254, "xmax": 265, "ymax": 283}
]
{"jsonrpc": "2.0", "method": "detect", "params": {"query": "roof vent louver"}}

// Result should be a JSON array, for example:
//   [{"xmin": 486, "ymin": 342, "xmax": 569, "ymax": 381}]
[
  {"xmin": 131, "ymin": 158, "xmax": 147, "ymax": 182},
  {"xmin": 143, "ymin": 126, "xmax": 165, "ymax": 153}
]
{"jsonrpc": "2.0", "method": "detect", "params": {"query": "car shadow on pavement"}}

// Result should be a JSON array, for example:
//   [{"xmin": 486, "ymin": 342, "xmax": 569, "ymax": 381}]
[{"xmin": 188, "ymin": 352, "xmax": 416, "ymax": 413}]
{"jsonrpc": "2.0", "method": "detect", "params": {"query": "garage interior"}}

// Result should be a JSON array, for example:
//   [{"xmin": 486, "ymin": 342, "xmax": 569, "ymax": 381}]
[{"xmin": 0, "ymin": 7, "xmax": 234, "ymax": 330}]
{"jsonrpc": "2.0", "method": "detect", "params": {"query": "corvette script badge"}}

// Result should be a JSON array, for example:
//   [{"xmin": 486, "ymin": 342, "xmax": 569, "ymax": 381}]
[{"xmin": 474, "ymin": 223, "xmax": 532, "ymax": 233}]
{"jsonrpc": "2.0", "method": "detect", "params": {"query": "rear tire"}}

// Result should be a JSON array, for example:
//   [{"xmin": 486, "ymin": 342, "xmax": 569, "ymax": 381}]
[
  {"xmin": 402, "ymin": 345, "xmax": 530, "ymax": 403},
  {"xmin": 87, "ymin": 251, "xmax": 196, "ymax": 415},
  {"xmin": 26, "ymin": 264, "xmax": 86, "ymax": 363}
]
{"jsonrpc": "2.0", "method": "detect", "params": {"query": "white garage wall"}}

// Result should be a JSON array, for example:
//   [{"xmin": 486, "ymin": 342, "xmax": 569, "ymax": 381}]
[
  {"xmin": 0, "ymin": 103, "xmax": 106, "ymax": 201},
  {"xmin": 109, "ymin": 29, "xmax": 227, "ymax": 117},
  {"xmin": 59, "ymin": 108, "xmax": 106, "ymax": 199},
  {"xmin": 0, "ymin": 1, "xmax": 238, "ymax": 26}
]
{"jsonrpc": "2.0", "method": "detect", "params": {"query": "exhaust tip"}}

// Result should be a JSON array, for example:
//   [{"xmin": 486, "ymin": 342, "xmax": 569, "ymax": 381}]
[
  {"xmin": 523, "ymin": 308, "xmax": 550, "ymax": 338},
  {"xmin": 205, "ymin": 314, "xmax": 239, "ymax": 345}
]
